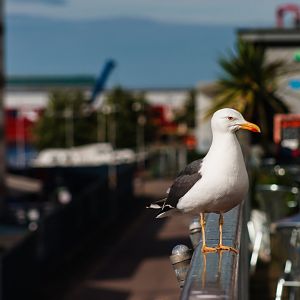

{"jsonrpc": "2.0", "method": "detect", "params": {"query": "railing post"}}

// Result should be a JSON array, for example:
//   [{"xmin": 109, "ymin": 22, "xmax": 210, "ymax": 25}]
[{"xmin": 169, "ymin": 245, "xmax": 192, "ymax": 288}]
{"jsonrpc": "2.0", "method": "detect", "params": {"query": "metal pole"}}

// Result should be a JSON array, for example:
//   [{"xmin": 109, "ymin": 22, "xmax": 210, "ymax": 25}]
[
  {"xmin": 110, "ymin": 107, "xmax": 116, "ymax": 149},
  {"xmin": 16, "ymin": 109, "xmax": 25, "ymax": 167},
  {"xmin": 108, "ymin": 106, "xmax": 117, "ymax": 189},
  {"xmin": 65, "ymin": 108, "xmax": 68, "ymax": 148},
  {"xmin": 97, "ymin": 110, "xmax": 103, "ymax": 142},
  {"xmin": 137, "ymin": 114, "xmax": 146, "ymax": 170},
  {"xmin": 65, "ymin": 106, "xmax": 74, "ymax": 148},
  {"xmin": 70, "ymin": 104, "xmax": 74, "ymax": 147}
]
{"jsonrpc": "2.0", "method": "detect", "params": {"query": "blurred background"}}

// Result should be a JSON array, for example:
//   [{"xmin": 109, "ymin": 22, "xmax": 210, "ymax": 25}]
[{"xmin": 1, "ymin": 0, "xmax": 300, "ymax": 299}]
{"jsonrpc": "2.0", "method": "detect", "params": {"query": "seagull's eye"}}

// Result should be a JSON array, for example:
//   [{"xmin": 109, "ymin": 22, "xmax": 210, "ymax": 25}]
[{"xmin": 227, "ymin": 116, "xmax": 234, "ymax": 121}]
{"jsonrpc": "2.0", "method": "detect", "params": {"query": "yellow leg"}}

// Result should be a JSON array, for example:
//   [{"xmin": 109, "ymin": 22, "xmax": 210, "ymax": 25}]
[
  {"xmin": 202, "ymin": 253, "xmax": 207, "ymax": 288},
  {"xmin": 216, "ymin": 213, "xmax": 239, "ymax": 254},
  {"xmin": 200, "ymin": 213, "xmax": 216, "ymax": 253}
]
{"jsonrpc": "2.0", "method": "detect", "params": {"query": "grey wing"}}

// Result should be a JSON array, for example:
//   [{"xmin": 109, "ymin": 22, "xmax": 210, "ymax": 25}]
[
  {"xmin": 165, "ymin": 172, "xmax": 202, "ymax": 208},
  {"xmin": 149, "ymin": 159, "xmax": 202, "ymax": 213},
  {"xmin": 177, "ymin": 159, "xmax": 203, "ymax": 176}
]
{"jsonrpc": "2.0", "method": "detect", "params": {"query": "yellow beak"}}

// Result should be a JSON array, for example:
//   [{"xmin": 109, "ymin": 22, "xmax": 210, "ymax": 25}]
[{"xmin": 239, "ymin": 121, "xmax": 261, "ymax": 133}]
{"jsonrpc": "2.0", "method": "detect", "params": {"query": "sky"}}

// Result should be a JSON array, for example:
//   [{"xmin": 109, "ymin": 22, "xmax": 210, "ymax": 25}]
[
  {"xmin": 5, "ymin": 0, "xmax": 294, "ymax": 87},
  {"xmin": 6, "ymin": 0, "xmax": 287, "ymax": 25}
]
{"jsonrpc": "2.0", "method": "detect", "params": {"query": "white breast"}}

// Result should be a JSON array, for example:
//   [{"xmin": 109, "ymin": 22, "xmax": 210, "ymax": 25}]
[{"xmin": 177, "ymin": 133, "xmax": 249, "ymax": 213}]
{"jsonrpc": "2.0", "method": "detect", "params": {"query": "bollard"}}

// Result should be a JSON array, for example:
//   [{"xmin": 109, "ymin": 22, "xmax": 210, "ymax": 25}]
[
  {"xmin": 189, "ymin": 217, "xmax": 201, "ymax": 249},
  {"xmin": 169, "ymin": 244, "xmax": 192, "ymax": 287}
]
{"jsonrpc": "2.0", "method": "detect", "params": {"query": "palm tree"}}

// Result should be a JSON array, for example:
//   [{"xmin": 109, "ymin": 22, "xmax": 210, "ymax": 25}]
[
  {"xmin": 102, "ymin": 87, "xmax": 157, "ymax": 149},
  {"xmin": 207, "ymin": 39, "xmax": 289, "ymax": 147}
]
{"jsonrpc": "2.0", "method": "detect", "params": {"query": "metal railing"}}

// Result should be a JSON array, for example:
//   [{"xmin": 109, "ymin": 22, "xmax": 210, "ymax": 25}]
[
  {"xmin": 180, "ymin": 204, "xmax": 247, "ymax": 300},
  {"xmin": 0, "ymin": 163, "xmax": 137, "ymax": 300}
]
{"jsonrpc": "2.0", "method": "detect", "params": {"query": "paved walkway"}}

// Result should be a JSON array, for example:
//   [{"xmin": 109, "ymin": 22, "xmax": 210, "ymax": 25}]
[{"xmin": 63, "ymin": 179, "xmax": 192, "ymax": 300}]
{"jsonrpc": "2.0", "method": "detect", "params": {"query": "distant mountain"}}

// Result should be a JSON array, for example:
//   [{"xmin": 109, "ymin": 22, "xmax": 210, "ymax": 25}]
[{"xmin": 6, "ymin": 16, "xmax": 237, "ymax": 88}]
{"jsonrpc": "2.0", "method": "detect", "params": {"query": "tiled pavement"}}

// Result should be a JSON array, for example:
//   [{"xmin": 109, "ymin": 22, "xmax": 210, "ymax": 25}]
[{"xmin": 62, "ymin": 179, "xmax": 192, "ymax": 300}]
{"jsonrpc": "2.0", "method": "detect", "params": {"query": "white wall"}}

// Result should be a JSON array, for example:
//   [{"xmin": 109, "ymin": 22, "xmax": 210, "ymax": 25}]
[{"xmin": 4, "ymin": 91, "xmax": 49, "ymax": 109}]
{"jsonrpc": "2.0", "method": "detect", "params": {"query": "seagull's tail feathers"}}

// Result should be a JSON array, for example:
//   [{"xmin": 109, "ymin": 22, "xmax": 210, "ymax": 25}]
[
  {"xmin": 147, "ymin": 198, "xmax": 177, "ymax": 218},
  {"xmin": 155, "ymin": 207, "xmax": 177, "ymax": 218},
  {"xmin": 148, "ymin": 203, "xmax": 161, "ymax": 209},
  {"xmin": 146, "ymin": 198, "xmax": 167, "ymax": 209}
]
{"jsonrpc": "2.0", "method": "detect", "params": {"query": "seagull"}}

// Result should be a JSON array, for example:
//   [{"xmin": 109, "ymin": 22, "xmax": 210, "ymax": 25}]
[{"xmin": 149, "ymin": 108, "xmax": 260, "ymax": 253}]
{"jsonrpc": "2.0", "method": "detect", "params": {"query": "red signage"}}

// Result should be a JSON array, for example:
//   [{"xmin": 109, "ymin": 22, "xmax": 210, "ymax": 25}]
[{"xmin": 274, "ymin": 114, "xmax": 300, "ymax": 144}]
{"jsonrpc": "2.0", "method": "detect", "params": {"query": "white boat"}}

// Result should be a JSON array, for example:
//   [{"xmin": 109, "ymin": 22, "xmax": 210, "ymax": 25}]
[{"xmin": 31, "ymin": 143, "xmax": 136, "ymax": 167}]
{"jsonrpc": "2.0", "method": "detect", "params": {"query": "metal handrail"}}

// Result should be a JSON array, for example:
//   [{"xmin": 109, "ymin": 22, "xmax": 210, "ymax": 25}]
[{"xmin": 180, "ymin": 204, "xmax": 245, "ymax": 300}]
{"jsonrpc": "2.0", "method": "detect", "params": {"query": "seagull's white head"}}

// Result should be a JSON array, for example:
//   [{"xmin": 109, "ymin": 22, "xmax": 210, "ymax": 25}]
[{"xmin": 211, "ymin": 108, "xmax": 261, "ymax": 134}]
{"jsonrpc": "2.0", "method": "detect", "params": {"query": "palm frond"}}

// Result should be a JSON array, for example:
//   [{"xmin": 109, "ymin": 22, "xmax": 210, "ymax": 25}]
[{"xmin": 207, "ymin": 39, "xmax": 290, "ymax": 144}]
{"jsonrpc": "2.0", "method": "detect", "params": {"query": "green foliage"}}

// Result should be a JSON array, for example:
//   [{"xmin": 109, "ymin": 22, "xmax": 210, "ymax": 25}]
[
  {"xmin": 208, "ymin": 39, "xmax": 289, "ymax": 147},
  {"xmin": 175, "ymin": 89, "xmax": 196, "ymax": 128},
  {"xmin": 99, "ymin": 87, "xmax": 157, "ymax": 149},
  {"xmin": 33, "ymin": 87, "xmax": 158, "ymax": 150},
  {"xmin": 32, "ymin": 90, "xmax": 97, "ymax": 149}
]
